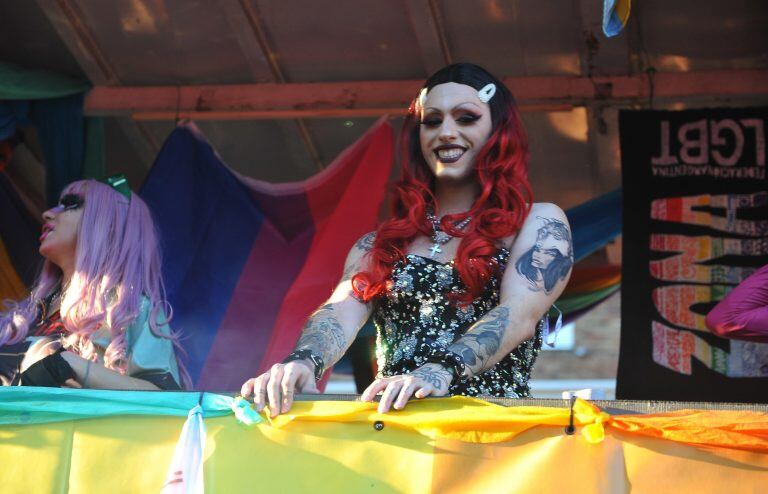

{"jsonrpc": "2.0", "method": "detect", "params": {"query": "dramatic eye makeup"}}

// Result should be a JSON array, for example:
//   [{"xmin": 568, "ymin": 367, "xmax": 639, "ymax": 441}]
[
  {"xmin": 420, "ymin": 111, "xmax": 482, "ymax": 128},
  {"xmin": 420, "ymin": 109, "xmax": 442, "ymax": 127},
  {"xmin": 58, "ymin": 194, "xmax": 84, "ymax": 211},
  {"xmin": 456, "ymin": 112, "xmax": 481, "ymax": 124}
]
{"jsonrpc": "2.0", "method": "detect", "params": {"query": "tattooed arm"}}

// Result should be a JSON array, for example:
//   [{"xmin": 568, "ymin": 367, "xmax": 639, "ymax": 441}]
[
  {"xmin": 292, "ymin": 232, "xmax": 375, "ymax": 365},
  {"xmin": 242, "ymin": 232, "xmax": 376, "ymax": 416},
  {"xmin": 365, "ymin": 204, "xmax": 573, "ymax": 412},
  {"xmin": 448, "ymin": 203, "xmax": 574, "ymax": 378}
]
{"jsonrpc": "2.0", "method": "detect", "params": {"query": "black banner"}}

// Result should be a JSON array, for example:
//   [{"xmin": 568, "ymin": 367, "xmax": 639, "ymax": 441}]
[{"xmin": 618, "ymin": 108, "xmax": 768, "ymax": 402}]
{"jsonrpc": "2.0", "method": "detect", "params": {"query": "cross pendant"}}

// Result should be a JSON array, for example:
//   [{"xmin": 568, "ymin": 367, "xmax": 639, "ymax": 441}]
[{"xmin": 429, "ymin": 243, "xmax": 442, "ymax": 257}]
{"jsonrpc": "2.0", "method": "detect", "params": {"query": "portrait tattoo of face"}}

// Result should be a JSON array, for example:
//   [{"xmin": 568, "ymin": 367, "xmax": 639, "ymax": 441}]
[{"xmin": 515, "ymin": 217, "xmax": 573, "ymax": 294}]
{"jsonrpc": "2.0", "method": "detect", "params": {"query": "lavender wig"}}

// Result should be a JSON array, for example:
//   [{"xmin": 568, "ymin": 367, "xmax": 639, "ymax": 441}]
[{"xmin": 0, "ymin": 180, "xmax": 190, "ymax": 387}]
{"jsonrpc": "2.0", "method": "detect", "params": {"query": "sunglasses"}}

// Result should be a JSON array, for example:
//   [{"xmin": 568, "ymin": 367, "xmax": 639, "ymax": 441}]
[{"xmin": 56, "ymin": 194, "xmax": 85, "ymax": 211}]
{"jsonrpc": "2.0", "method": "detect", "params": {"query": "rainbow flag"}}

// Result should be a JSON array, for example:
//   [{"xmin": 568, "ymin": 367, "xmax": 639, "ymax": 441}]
[
  {"xmin": 2, "ymin": 388, "xmax": 768, "ymax": 493},
  {"xmin": 141, "ymin": 120, "xmax": 394, "ymax": 390}
]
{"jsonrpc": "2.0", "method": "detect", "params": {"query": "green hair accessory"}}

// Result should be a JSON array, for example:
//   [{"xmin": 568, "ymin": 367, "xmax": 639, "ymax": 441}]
[{"xmin": 99, "ymin": 174, "xmax": 131, "ymax": 200}]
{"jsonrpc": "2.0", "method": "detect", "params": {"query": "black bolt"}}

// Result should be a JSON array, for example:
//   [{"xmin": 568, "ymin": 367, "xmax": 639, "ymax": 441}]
[{"xmin": 373, "ymin": 421, "xmax": 385, "ymax": 431}]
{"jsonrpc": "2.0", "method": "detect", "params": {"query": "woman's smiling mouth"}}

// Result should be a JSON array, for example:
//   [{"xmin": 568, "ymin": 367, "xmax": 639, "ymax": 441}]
[{"xmin": 434, "ymin": 145, "xmax": 467, "ymax": 163}]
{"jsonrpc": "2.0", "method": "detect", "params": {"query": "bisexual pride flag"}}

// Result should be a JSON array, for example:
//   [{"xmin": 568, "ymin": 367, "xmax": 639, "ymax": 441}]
[{"xmin": 141, "ymin": 119, "xmax": 394, "ymax": 391}]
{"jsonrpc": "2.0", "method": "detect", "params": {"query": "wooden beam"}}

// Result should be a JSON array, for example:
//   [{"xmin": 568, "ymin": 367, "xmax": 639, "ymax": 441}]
[
  {"xmin": 84, "ymin": 70, "xmax": 768, "ymax": 120},
  {"xmin": 36, "ymin": 0, "xmax": 159, "ymax": 157},
  {"xmin": 35, "ymin": 0, "xmax": 119, "ymax": 85},
  {"xmin": 217, "ymin": 0, "xmax": 275, "ymax": 83},
  {"xmin": 405, "ymin": 0, "xmax": 452, "ymax": 75},
  {"xmin": 217, "ymin": 0, "xmax": 323, "ymax": 169}
]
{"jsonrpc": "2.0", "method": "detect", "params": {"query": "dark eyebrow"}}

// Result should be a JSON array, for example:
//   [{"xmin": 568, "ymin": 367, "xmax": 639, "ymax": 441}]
[{"xmin": 424, "ymin": 102, "xmax": 483, "ymax": 113}]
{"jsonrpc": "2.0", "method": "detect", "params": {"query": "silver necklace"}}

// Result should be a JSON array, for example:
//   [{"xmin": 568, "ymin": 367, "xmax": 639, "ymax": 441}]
[{"xmin": 426, "ymin": 212, "xmax": 472, "ymax": 257}]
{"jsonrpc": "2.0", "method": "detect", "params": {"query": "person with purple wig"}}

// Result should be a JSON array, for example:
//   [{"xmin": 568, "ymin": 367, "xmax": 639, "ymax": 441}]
[{"xmin": 0, "ymin": 177, "xmax": 189, "ymax": 390}]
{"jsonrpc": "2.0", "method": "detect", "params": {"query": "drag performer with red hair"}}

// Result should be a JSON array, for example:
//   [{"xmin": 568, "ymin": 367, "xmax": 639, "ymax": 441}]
[{"xmin": 242, "ymin": 63, "xmax": 573, "ymax": 414}]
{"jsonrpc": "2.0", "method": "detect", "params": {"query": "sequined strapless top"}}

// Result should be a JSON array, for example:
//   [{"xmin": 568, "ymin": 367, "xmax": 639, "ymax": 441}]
[{"xmin": 372, "ymin": 249, "xmax": 543, "ymax": 398}]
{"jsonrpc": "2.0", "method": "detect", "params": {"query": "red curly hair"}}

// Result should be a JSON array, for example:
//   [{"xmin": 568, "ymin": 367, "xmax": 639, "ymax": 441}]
[{"xmin": 353, "ymin": 63, "xmax": 532, "ymax": 304}]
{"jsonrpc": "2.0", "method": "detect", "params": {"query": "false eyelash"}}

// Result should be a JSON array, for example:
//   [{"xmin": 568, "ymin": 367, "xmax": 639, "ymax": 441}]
[
  {"xmin": 59, "ymin": 194, "xmax": 84, "ymax": 210},
  {"xmin": 457, "ymin": 114, "xmax": 481, "ymax": 123},
  {"xmin": 420, "ymin": 119, "xmax": 442, "ymax": 127}
]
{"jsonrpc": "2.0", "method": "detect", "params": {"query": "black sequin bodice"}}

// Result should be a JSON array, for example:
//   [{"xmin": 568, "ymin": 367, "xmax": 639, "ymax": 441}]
[{"xmin": 372, "ymin": 249, "xmax": 543, "ymax": 398}]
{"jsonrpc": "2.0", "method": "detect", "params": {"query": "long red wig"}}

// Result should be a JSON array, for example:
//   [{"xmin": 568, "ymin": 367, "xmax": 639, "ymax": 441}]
[{"xmin": 353, "ymin": 63, "xmax": 532, "ymax": 304}]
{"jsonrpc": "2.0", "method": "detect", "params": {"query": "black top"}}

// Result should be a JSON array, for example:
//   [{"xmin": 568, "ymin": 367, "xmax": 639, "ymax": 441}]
[{"xmin": 372, "ymin": 248, "xmax": 543, "ymax": 398}]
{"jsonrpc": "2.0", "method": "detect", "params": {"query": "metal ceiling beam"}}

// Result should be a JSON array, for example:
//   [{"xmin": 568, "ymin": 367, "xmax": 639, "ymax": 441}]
[
  {"xmin": 35, "ymin": 0, "xmax": 158, "ymax": 158},
  {"xmin": 405, "ymin": 0, "xmax": 453, "ymax": 75},
  {"xmin": 218, "ymin": 0, "xmax": 323, "ymax": 170},
  {"xmin": 84, "ymin": 70, "xmax": 768, "ymax": 120}
]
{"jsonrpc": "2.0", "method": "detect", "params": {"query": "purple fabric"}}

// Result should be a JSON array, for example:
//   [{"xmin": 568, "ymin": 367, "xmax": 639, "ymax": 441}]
[{"xmin": 706, "ymin": 264, "xmax": 768, "ymax": 342}]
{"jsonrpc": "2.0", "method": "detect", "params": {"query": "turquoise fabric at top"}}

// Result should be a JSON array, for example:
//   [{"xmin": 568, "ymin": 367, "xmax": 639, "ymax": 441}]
[
  {"xmin": 0, "ymin": 387, "xmax": 236, "ymax": 425},
  {"xmin": 0, "ymin": 63, "xmax": 89, "ymax": 100}
]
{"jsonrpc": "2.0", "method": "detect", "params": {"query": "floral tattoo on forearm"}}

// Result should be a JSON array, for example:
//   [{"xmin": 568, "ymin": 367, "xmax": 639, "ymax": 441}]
[
  {"xmin": 295, "ymin": 304, "xmax": 347, "ymax": 365},
  {"xmin": 515, "ymin": 217, "xmax": 573, "ymax": 294},
  {"xmin": 447, "ymin": 306, "xmax": 510, "ymax": 377}
]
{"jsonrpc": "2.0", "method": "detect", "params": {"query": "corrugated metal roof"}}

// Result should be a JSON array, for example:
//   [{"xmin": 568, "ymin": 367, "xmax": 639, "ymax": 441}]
[{"xmin": 1, "ymin": 0, "xmax": 767, "ymax": 208}]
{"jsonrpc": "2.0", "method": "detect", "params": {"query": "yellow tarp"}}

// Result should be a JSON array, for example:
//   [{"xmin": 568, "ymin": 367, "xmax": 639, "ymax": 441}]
[{"xmin": 2, "ymin": 396, "xmax": 768, "ymax": 493}]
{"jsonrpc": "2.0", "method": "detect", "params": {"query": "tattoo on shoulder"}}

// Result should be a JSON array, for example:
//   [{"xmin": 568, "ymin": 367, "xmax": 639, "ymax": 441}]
[
  {"xmin": 514, "ymin": 216, "xmax": 573, "ymax": 294},
  {"xmin": 355, "ymin": 232, "xmax": 376, "ymax": 252},
  {"xmin": 341, "ymin": 261, "xmax": 361, "ymax": 283}
]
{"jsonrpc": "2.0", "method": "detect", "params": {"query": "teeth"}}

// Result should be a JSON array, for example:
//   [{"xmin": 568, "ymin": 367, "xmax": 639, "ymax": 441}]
[{"xmin": 437, "ymin": 148, "xmax": 465, "ymax": 160}]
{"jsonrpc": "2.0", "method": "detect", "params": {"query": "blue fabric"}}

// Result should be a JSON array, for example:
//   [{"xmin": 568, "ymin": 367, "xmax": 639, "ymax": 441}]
[
  {"xmin": 566, "ymin": 188, "xmax": 622, "ymax": 263},
  {"xmin": 28, "ymin": 94, "xmax": 86, "ymax": 205},
  {"xmin": 603, "ymin": 0, "xmax": 627, "ymax": 37},
  {"xmin": 0, "ymin": 101, "xmax": 30, "ymax": 140},
  {"xmin": 140, "ymin": 125, "xmax": 265, "ymax": 384},
  {"xmin": 0, "ymin": 63, "xmax": 103, "ymax": 204},
  {"xmin": 1, "ymin": 93, "xmax": 99, "ymax": 205}
]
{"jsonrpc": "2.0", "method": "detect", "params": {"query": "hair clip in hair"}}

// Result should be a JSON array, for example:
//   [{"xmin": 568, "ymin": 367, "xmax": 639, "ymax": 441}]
[
  {"xmin": 477, "ymin": 83, "xmax": 496, "ymax": 103},
  {"xmin": 99, "ymin": 174, "xmax": 132, "ymax": 200},
  {"xmin": 416, "ymin": 87, "xmax": 429, "ymax": 111}
]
